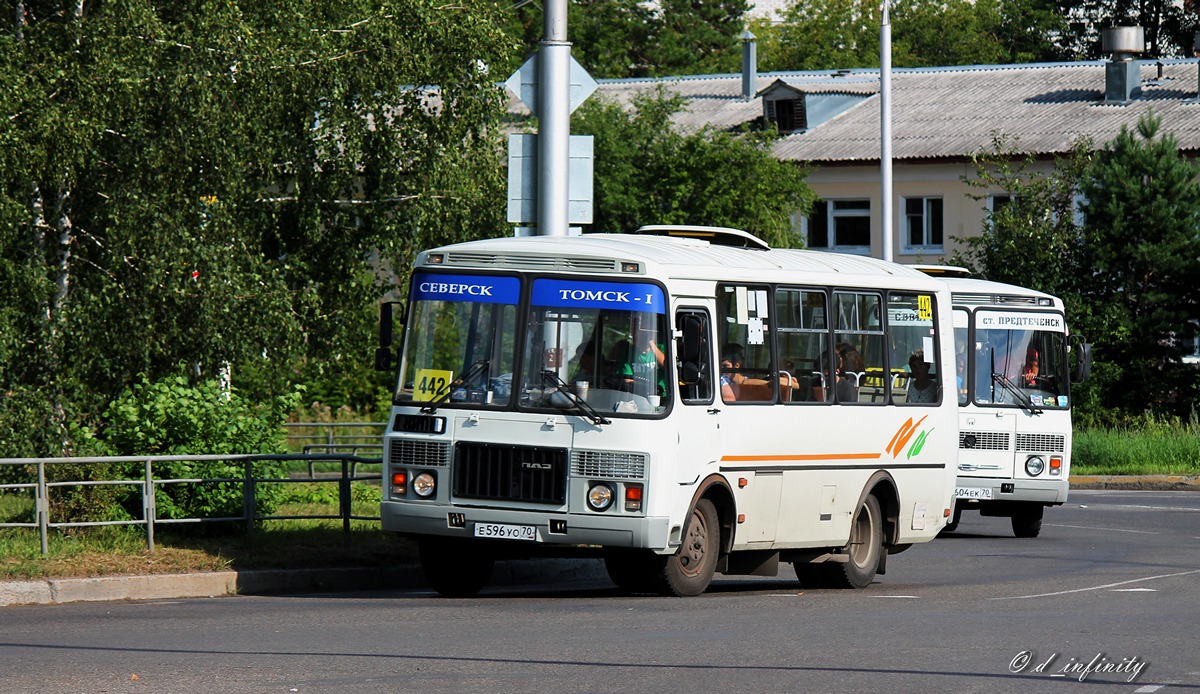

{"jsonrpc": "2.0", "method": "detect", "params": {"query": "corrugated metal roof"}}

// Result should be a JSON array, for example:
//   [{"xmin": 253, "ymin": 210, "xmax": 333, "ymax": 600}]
[{"xmin": 540, "ymin": 60, "xmax": 1200, "ymax": 163}]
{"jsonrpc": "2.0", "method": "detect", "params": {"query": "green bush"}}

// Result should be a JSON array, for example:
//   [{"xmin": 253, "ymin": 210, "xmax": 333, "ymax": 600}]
[{"xmin": 88, "ymin": 371, "xmax": 303, "ymax": 524}]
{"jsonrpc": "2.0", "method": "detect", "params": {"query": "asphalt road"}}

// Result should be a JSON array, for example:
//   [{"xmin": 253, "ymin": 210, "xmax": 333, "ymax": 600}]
[{"xmin": 1, "ymin": 488, "xmax": 1198, "ymax": 694}]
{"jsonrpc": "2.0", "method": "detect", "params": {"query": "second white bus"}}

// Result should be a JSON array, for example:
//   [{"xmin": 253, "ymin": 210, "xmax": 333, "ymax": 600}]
[
  {"xmin": 379, "ymin": 226, "xmax": 960, "ymax": 596},
  {"xmin": 919, "ymin": 268, "xmax": 1091, "ymax": 537}
]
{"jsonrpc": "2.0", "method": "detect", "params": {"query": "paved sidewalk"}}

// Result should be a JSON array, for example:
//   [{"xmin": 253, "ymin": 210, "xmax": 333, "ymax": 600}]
[
  {"xmin": 0, "ymin": 558, "xmax": 608, "ymax": 608},
  {"xmin": 3, "ymin": 475, "xmax": 1196, "ymax": 608}
]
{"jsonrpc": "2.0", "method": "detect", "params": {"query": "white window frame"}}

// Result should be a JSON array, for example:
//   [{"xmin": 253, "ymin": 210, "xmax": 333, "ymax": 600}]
[
  {"xmin": 988, "ymin": 193, "xmax": 1015, "ymax": 213},
  {"xmin": 900, "ymin": 196, "xmax": 944, "ymax": 255},
  {"xmin": 803, "ymin": 198, "xmax": 871, "ymax": 256}
]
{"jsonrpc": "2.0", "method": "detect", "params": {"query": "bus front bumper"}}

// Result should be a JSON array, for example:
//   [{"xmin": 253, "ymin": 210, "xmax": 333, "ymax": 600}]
[
  {"xmin": 953, "ymin": 476, "xmax": 1068, "ymax": 509},
  {"xmin": 381, "ymin": 501, "xmax": 674, "ymax": 553}
]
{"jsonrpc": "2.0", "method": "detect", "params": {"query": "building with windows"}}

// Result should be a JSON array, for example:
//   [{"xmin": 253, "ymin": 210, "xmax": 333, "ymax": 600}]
[{"xmin": 571, "ymin": 40, "xmax": 1200, "ymax": 263}]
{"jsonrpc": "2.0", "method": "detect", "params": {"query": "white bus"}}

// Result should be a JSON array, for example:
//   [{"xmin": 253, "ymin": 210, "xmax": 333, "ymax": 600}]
[
  {"xmin": 377, "ymin": 226, "xmax": 959, "ymax": 596},
  {"xmin": 917, "ymin": 268, "xmax": 1091, "ymax": 537}
]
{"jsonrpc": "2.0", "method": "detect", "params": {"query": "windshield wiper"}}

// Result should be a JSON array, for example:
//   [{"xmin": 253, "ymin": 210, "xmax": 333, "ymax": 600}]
[
  {"xmin": 539, "ymin": 370, "xmax": 611, "ymax": 426},
  {"xmin": 992, "ymin": 371, "xmax": 1043, "ymax": 416},
  {"xmin": 420, "ymin": 359, "xmax": 490, "ymax": 414}
]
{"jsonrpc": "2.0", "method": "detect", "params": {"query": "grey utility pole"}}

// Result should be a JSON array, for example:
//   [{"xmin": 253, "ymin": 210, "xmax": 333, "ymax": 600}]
[{"xmin": 538, "ymin": 0, "xmax": 570, "ymax": 236}]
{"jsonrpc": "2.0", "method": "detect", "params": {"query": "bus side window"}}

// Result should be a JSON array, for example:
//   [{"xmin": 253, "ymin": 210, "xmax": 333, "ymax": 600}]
[{"xmin": 677, "ymin": 309, "xmax": 713, "ymax": 404}]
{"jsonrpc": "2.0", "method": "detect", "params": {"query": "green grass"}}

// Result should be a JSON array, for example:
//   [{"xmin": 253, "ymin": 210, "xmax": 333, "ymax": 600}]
[
  {"xmin": 1072, "ymin": 417, "xmax": 1200, "ymax": 476},
  {"xmin": 0, "ymin": 480, "xmax": 416, "ymax": 581}
]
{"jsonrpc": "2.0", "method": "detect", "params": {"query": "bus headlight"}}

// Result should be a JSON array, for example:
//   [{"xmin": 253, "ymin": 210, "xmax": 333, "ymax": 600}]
[
  {"xmin": 587, "ymin": 483, "xmax": 615, "ymax": 511},
  {"xmin": 412, "ymin": 472, "xmax": 437, "ymax": 498},
  {"xmin": 1025, "ymin": 456, "xmax": 1046, "ymax": 477}
]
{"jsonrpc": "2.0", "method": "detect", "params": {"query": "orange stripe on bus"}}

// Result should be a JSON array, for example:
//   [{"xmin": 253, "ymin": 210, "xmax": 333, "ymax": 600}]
[{"xmin": 720, "ymin": 453, "xmax": 883, "ymax": 462}]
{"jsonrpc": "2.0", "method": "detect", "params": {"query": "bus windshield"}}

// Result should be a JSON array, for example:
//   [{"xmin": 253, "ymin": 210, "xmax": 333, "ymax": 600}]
[
  {"xmin": 971, "ymin": 310, "xmax": 1069, "ymax": 410},
  {"xmin": 395, "ymin": 273, "xmax": 670, "ymax": 415},
  {"xmin": 519, "ymin": 278, "xmax": 669, "ymax": 414},
  {"xmin": 395, "ymin": 273, "xmax": 520, "ymax": 406}
]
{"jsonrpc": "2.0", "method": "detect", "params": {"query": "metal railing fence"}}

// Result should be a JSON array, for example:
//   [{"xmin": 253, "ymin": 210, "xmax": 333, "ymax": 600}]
[
  {"xmin": 283, "ymin": 422, "xmax": 387, "ymax": 477},
  {"xmin": 0, "ymin": 453, "xmax": 382, "ymax": 556}
]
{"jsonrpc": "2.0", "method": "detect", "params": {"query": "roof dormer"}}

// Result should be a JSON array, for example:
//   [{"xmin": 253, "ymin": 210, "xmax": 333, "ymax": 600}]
[{"xmin": 759, "ymin": 77, "xmax": 878, "ymax": 135}]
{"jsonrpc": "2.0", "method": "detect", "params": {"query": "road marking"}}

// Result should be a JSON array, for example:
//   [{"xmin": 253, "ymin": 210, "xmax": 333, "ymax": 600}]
[
  {"xmin": 873, "ymin": 595, "xmax": 920, "ymax": 599},
  {"xmin": 992, "ymin": 568, "xmax": 1200, "ymax": 600},
  {"xmin": 1111, "ymin": 588, "xmax": 1157, "ymax": 592},
  {"xmin": 1134, "ymin": 685, "xmax": 1164, "ymax": 693},
  {"xmin": 1125, "ymin": 504, "xmax": 1200, "ymax": 512},
  {"xmin": 1047, "ymin": 523, "xmax": 1158, "ymax": 535}
]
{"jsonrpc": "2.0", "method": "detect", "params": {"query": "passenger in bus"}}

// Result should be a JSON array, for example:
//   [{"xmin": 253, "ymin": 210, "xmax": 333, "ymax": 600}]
[
  {"xmin": 906, "ymin": 349, "xmax": 938, "ymax": 403},
  {"xmin": 609, "ymin": 333, "xmax": 667, "ymax": 395},
  {"xmin": 1021, "ymin": 348, "xmax": 1040, "ymax": 387},
  {"xmin": 835, "ymin": 343, "xmax": 863, "ymax": 402},
  {"xmin": 720, "ymin": 351, "xmax": 744, "ymax": 402}
]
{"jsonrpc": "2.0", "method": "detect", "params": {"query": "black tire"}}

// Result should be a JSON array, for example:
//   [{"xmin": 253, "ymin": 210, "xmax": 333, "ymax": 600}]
[
  {"xmin": 827, "ymin": 494, "xmax": 883, "ymax": 589},
  {"xmin": 418, "ymin": 537, "xmax": 495, "ymax": 597},
  {"xmin": 793, "ymin": 561, "xmax": 839, "ymax": 588},
  {"xmin": 1011, "ymin": 506, "xmax": 1044, "ymax": 538},
  {"xmin": 648, "ymin": 498, "xmax": 720, "ymax": 597},
  {"xmin": 604, "ymin": 552, "xmax": 655, "ymax": 593}
]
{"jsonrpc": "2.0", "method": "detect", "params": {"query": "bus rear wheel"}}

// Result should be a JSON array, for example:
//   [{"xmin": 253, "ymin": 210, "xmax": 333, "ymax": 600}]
[
  {"xmin": 648, "ymin": 498, "xmax": 719, "ymax": 597},
  {"xmin": 830, "ymin": 494, "xmax": 883, "ymax": 589},
  {"xmin": 418, "ymin": 537, "xmax": 494, "ymax": 597}
]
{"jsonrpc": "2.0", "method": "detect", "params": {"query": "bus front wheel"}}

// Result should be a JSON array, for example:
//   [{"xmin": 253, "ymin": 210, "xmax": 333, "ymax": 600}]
[
  {"xmin": 1011, "ymin": 506, "xmax": 1044, "ymax": 538},
  {"xmin": 418, "ymin": 537, "xmax": 494, "ymax": 597},
  {"xmin": 649, "ymin": 498, "xmax": 719, "ymax": 597}
]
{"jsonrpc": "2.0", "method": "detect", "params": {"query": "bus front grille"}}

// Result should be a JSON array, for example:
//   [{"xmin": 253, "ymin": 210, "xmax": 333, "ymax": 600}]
[
  {"xmin": 960, "ymin": 431, "xmax": 1010, "ymax": 450},
  {"xmin": 1016, "ymin": 433, "xmax": 1066, "ymax": 453},
  {"xmin": 453, "ymin": 442, "xmax": 567, "ymax": 505},
  {"xmin": 390, "ymin": 439, "xmax": 451, "ymax": 467}
]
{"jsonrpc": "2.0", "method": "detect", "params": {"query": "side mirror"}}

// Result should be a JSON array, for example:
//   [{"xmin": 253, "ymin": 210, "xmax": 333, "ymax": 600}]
[
  {"xmin": 375, "ymin": 301, "xmax": 405, "ymax": 372},
  {"xmin": 678, "ymin": 313, "xmax": 706, "ymax": 386},
  {"xmin": 680, "ymin": 314, "xmax": 704, "ymax": 363},
  {"xmin": 1071, "ymin": 338, "xmax": 1092, "ymax": 385}
]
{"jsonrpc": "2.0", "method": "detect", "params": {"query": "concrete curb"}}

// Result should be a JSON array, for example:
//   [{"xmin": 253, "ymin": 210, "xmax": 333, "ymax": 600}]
[
  {"xmin": 1068, "ymin": 474, "xmax": 1200, "ymax": 491},
  {"xmin": 0, "ymin": 558, "xmax": 609, "ymax": 608}
]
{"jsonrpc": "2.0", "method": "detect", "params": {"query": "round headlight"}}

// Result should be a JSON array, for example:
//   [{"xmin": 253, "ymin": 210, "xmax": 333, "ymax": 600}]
[
  {"xmin": 413, "ymin": 472, "xmax": 437, "ymax": 497},
  {"xmin": 1025, "ymin": 456, "xmax": 1046, "ymax": 476},
  {"xmin": 587, "ymin": 483, "xmax": 615, "ymax": 511}
]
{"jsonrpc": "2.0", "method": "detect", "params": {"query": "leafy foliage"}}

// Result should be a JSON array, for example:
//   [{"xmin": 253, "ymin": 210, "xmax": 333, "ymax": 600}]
[
  {"xmin": 498, "ymin": 0, "xmax": 750, "ymax": 79},
  {"xmin": 88, "ymin": 371, "xmax": 302, "ymax": 522},
  {"xmin": 753, "ymin": 0, "xmax": 1066, "ymax": 71},
  {"xmin": 572, "ymin": 89, "xmax": 814, "ymax": 247},
  {"xmin": 0, "ymin": 1, "xmax": 514, "ymax": 456}
]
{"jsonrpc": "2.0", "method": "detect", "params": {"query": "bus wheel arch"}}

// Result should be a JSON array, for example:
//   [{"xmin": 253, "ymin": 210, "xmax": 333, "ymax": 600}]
[
  {"xmin": 861, "ymin": 471, "xmax": 901, "ymax": 548},
  {"xmin": 690, "ymin": 474, "xmax": 736, "ymax": 555}
]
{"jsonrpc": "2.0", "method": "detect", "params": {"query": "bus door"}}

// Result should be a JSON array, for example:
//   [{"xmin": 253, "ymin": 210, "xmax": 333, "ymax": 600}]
[{"xmin": 673, "ymin": 306, "xmax": 720, "ymax": 485}]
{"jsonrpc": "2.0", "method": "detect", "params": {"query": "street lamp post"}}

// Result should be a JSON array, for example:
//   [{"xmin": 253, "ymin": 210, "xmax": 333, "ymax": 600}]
[{"xmin": 880, "ymin": 1, "xmax": 893, "ymax": 263}]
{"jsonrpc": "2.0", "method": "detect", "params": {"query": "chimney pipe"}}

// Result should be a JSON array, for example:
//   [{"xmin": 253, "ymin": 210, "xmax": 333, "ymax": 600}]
[
  {"xmin": 741, "ymin": 30, "xmax": 757, "ymax": 101},
  {"xmin": 1102, "ymin": 26, "xmax": 1144, "ymax": 103}
]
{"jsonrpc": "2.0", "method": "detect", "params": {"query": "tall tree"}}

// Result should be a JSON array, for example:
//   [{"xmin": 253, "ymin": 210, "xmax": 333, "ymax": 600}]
[
  {"xmin": 572, "ymin": 89, "xmax": 814, "ymax": 248},
  {"xmin": 1057, "ymin": 0, "xmax": 1199, "ymax": 60},
  {"xmin": 1078, "ymin": 113, "xmax": 1200, "ymax": 417},
  {"xmin": 755, "ymin": 0, "xmax": 1065, "ymax": 71},
  {"xmin": 0, "ymin": 1, "xmax": 514, "ymax": 455},
  {"xmin": 497, "ymin": 0, "xmax": 749, "ymax": 79},
  {"xmin": 954, "ymin": 133, "xmax": 1094, "ymax": 310}
]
